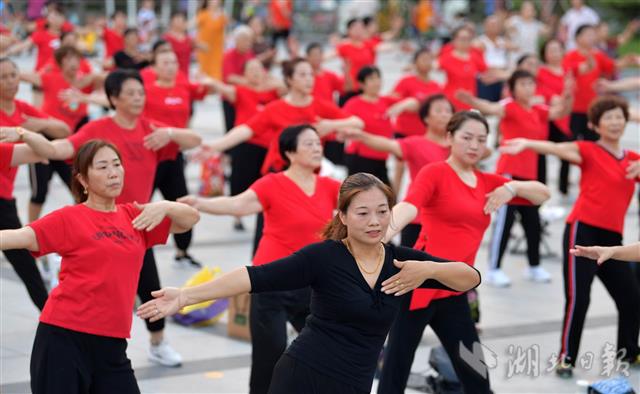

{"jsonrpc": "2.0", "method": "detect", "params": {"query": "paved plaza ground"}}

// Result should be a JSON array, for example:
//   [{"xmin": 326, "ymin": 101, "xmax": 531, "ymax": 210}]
[{"xmin": 1, "ymin": 51, "xmax": 639, "ymax": 393}]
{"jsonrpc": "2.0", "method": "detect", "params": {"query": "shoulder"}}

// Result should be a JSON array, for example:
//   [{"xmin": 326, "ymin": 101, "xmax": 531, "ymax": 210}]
[{"xmin": 298, "ymin": 239, "xmax": 341, "ymax": 258}]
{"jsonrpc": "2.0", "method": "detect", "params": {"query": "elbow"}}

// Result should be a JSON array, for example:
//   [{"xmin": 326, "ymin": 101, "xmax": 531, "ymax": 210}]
[
  {"xmin": 532, "ymin": 183, "xmax": 551, "ymax": 205},
  {"xmin": 181, "ymin": 133, "xmax": 203, "ymax": 150}
]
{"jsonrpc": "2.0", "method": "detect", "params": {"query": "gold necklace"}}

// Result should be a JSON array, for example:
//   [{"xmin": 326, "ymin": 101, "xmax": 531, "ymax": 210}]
[{"xmin": 344, "ymin": 239, "xmax": 384, "ymax": 275}]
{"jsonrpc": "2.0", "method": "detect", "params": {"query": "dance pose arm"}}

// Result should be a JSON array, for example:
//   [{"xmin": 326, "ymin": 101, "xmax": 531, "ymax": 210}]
[
  {"xmin": 201, "ymin": 77, "xmax": 237, "ymax": 102},
  {"xmin": 339, "ymin": 127, "xmax": 403, "ymax": 158},
  {"xmin": 499, "ymin": 138, "xmax": 582, "ymax": 164},
  {"xmin": 385, "ymin": 97, "xmax": 420, "ymax": 118},
  {"xmin": 571, "ymin": 243, "xmax": 640, "ymax": 264},
  {"xmin": 205, "ymin": 124, "xmax": 253, "ymax": 152},
  {"xmin": 483, "ymin": 180, "xmax": 551, "ymax": 214},
  {"xmin": 19, "ymin": 71, "xmax": 42, "ymax": 87},
  {"xmin": 384, "ymin": 202, "xmax": 419, "ymax": 242},
  {"xmin": 143, "ymin": 125, "xmax": 202, "ymax": 151},
  {"xmin": 0, "ymin": 227, "xmax": 39, "ymax": 251},
  {"xmin": 548, "ymin": 76, "xmax": 574, "ymax": 120},
  {"xmin": 314, "ymin": 116, "xmax": 364, "ymax": 138},
  {"xmin": 0, "ymin": 127, "xmax": 56, "ymax": 163},
  {"xmin": 132, "ymin": 201, "xmax": 200, "ymax": 234},
  {"xmin": 20, "ymin": 113, "xmax": 71, "ymax": 139},
  {"xmin": 454, "ymin": 89, "xmax": 505, "ymax": 118},
  {"xmin": 178, "ymin": 189, "xmax": 263, "ymax": 217}
]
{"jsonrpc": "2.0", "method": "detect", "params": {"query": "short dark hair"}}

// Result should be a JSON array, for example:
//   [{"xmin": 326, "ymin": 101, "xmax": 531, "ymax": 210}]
[
  {"xmin": 279, "ymin": 124, "xmax": 318, "ymax": 166},
  {"xmin": 418, "ymin": 94, "xmax": 454, "ymax": 125},
  {"xmin": 0, "ymin": 56, "xmax": 17, "ymax": 68},
  {"xmin": 413, "ymin": 47, "xmax": 431, "ymax": 63},
  {"xmin": 362, "ymin": 16, "xmax": 374, "ymax": 26},
  {"xmin": 104, "ymin": 69, "xmax": 143, "ymax": 109},
  {"xmin": 123, "ymin": 27, "xmax": 139, "ymax": 38},
  {"xmin": 447, "ymin": 111, "xmax": 490, "ymax": 135},
  {"xmin": 54, "ymin": 45, "xmax": 82, "ymax": 67},
  {"xmin": 171, "ymin": 11, "xmax": 187, "ymax": 20},
  {"xmin": 575, "ymin": 24, "xmax": 595, "ymax": 39},
  {"xmin": 356, "ymin": 65, "xmax": 380, "ymax": 84},
  {"xmin": 281, "ymin": 57, "xmax": 309, "ymax": 87},
  {"xmin": 71, "ymin": 140, "xmax": 122, "ymax": 203},
  {"xmin": 110, "ymin": 10, "xmax": 126, "ymax": 20},
  {"xmin": 588, "ymin": 95, "xmax": 629, "ymax": 126},
  {"xmin": 539, "ymin": 39, "xmax": 563, "ymax": 63},
  {"xmin": 60, "ymin": 30, "xmax": 77, "ymax": 43},
  {"xmin": 507, "ymin": 69, "xmax": 536, "ymax": 92},
  {"xmin": 452, "ymin": 25, "xmax": 473, "ymax": 39},
  {"xmin": 516, "ymin": 53, "xmax": 536, "ymax": 67},
  {"xmin": 346, "ymin": 18, "xmax": 359, "ymax": 30},
  {"xmin": 306, "ymin": 42, "xmax": 322, "ymax": 55}
]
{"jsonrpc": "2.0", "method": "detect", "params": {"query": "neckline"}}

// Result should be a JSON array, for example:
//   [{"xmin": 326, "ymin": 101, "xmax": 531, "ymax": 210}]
[
  {"xmin": 80, "ymin": 203, "xmax": 119, "ymax": 214},
  {"xmin": 281, "ymin": 172, "xmax": 318, "ymax": 198},
  {"xmin": 339, "ymin": 240, "xmax": 386, "ymax": 291},
  {"xmin": 445, "ymin": 161, "xmax": 478, "ymax": 189},
  {"xmin": 595, "ymin": 142, "xmax": 624, "ymax": 161}
]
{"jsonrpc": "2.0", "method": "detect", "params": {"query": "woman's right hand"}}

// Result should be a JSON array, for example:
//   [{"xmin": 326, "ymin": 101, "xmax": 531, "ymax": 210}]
[
  {"xmin": 570, "ymin": 245, "xmax": 614, "ymax": 265},
  {"xmin": 499, "ymin": 138, "xmax": 529, "ymax": 155},
  {"xmin": 137, "ymin": 287, "xmax": 184, "ymax": 322}
]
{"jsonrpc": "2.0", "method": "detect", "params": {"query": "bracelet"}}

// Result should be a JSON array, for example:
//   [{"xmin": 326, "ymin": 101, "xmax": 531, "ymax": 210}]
[
  {"xmin": 167, "ymin": 128, "xmax": 173, "ymax": 138},
  {"xmin": 503, "ymin": 182, "xmax": 517, "ymax": 197},
  {"xmin": 15, "ymin": 127, "xmax": 25, "ymax": 142}
]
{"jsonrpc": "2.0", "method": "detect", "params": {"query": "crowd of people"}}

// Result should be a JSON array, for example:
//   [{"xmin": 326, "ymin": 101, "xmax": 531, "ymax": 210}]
[{"xmin": 0, "ymin": 0, "xmax": 639, "ymax": 393}]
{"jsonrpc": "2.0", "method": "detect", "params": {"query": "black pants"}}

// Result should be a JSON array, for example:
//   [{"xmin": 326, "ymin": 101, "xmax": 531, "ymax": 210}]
[
  {"xmin": 539, "ymin": 120, "xmax": 570, "ymax": 187},
  {"xmin": 154, "ymin": 153, "xmax": 191, "ymax": 252},
  {"xmin": 137, "ymin": 249, "xmax": 164, "ymax": 332},
  {"xmin": 28, "ymin": 160, "xmax": 72, "ymax": 204},
  {"xmin": 324, "ymin": 140, "xmax": 346, "ymax": 166},
  {"xmin": 222, "ymin": 99, "xmax": 236, "ymax": 133},
  {"xmin": 230, "ymin": 142, "xmax": 267, "ymax": 197},
  {"xmin": 378, "ymin": 294, "xmax": 491, "ymax": 394},
  {"xmin": 31, "ymin": 323, "xmax": 139, "ymax": 394},
  {"xmin": 561, "ymin": 113, "xmax": 599, "ymax": 195},
  {"xmin": 252, "ymin": 212, "xmax": 264, "ymax": 257},
  {"xmin": 345, "ymin": 154, "xmax": 390, "ymax": 186},
  {"xmin": 488, "ymin": 203, "xmax": 541, "ymax": 270},
  {"xmin": 476, "ymin": 79, "xmax": 503, "ymax": 102},
  {"xmin": 560, "ymin": 221, "xmax": 640, "ymax": 365},
  {"xmin": 249, "ymin": 288, "xmax": 311, "ymax": 394},
  {"xmin": 268, "ymin": 354, "xmax": 367, "ymax": 394},
  {"xmin": 400, "ymin": 223, "xmax": 421, "ymax": 248},
  {"xmin": 271, "ymin": 28, "xmax": 290, "ymax": 49},
  {"xmin": 0, "ymin": 198, "xmax": 48, "ymax": 310}
]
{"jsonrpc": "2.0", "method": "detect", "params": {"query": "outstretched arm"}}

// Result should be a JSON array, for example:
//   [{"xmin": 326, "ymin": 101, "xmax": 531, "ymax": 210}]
[
  {"xmin": 178, "ymin": 189, "xmax": 263, "ymax": 217},
  {"xmin": 454, "ymin": 90, "xmax": 505, "ymax": 117},
  {"xmin": 571, "ymin": 243, "xmax": 640, "ymax": 264},
  {"xmin": 484, "ymin": 180, "xmax": 550, "ymax": 214},
  {"xmin": 499, "ymin": 138, "xmax": 582, "ymax": 164},
  {"xmin": 0, "ymin": 227, "xmax": 39, "ymax": 251},
  {"xmin": 340, "ymin": 127, "xmax": 403, "ymax": 158},
  {"xmin": 206, "ymin": 124, "xmax": 254, "ymax": 152}
]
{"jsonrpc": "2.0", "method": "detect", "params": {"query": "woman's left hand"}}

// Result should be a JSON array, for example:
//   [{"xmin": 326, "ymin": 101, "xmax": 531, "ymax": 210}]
[
  {"xmin": 132, "ymin": 201, "xmax": 169, "ymax": 231},
  {"xmin": 0, "ymin": 126, "xmax": 21, "ymax": 142},
  {"xmin": 143, "ymin": 124, "xmax": 172, "ymax": 151},
  {"xmin": 381, "ymin": 259, "xmax": 433, "ymax": 296},
  {"xmin": 484, "ymin": 186, "xmax": 514, "ymax": 214}
]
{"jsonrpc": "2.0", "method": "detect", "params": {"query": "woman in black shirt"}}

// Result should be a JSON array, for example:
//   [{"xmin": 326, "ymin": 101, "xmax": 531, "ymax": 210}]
[
  {"xmin": 113, "ymin": 28, "xmax": 151, "ymax": 70},
  {"xmin": 137, "ymin": 173, "xmax": 481, "ymax": 394}
]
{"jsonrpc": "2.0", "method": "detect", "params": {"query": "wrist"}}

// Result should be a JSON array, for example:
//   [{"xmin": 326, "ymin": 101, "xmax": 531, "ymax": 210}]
[
  {"xmin": 422, "ymin": 261, "xmax": 437, "ymax": 281},
  {"xmin": 16, "ymin": 127, "xmax": 25, "ymax": 141},
  {"xmin": 503, "ymin": 182, "xmax": 517, "ymax": 198},
  {"xmin": 167, "ymin": 128, "xmax": 174, "ymax": 139}
]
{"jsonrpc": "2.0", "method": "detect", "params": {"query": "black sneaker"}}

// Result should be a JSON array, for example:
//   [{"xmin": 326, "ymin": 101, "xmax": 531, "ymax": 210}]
[
  {"xmin": 174, "ymin": 254, "xmax": 202, "ymax": 268},
  {"xmin": 555, "ymin": 357, "xmax": 574, "ymax": 378}
]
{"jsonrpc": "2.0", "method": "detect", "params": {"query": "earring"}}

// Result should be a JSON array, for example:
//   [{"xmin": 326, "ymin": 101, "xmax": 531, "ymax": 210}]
[{"xmin": 83, "ymin": 188, "xmax": 88, "ymax": 195}]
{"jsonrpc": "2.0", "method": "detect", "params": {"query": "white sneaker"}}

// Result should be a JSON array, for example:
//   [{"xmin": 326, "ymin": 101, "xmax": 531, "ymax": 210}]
[
  {"xmin": 524, "ymin": 266, "xmax": 551, "ymax": 283},
  {"xmin": 485, "ymin": 269, "xmax": 512, "ymax": 288},
  {"xmin": 148, "ymin": 340, "xmax": 182, "ymax": 367}
]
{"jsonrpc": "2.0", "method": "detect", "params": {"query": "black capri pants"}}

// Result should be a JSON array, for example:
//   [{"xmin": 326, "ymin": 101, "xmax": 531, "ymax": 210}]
[
  {"xmin": 137, "ymin": 249, "xmax": 164, "ymax": 332},
  {"xmin": 0, "ymin": 198, "xmax": 48, "ymax": 310},
  {"xmin": 31, "ymin": 322, "xmax": 139, "ymax": 394},
  {"xmin": 153, "ymin": 153, "xmax": 191, "ymax": 251}
]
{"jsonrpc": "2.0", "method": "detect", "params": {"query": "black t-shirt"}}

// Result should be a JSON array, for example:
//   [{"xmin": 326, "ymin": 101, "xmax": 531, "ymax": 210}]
[
  {"xmin": 113, "ymin": 50, "xmax": 150, "ymax": 70},
  {"xmin": 247, "ymin": 239, "xmax": 481, "ymax": 392}
]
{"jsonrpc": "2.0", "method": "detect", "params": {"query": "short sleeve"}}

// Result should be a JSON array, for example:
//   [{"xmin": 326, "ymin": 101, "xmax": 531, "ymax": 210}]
[
  {"xmin": 597, "ymin": 52, "xmax": 615, "ymax": 76},
  {"xmin": 67, "ymin": 123, "xmax": 95, "ymax": 152},
  {"xmin": 143, "ymin": 217, "xmax": 171, "ymax": 248},
  {"xmin": 315, "ymin": 99, "xmax": 348, "ymax": 120},
  {"xmin": 249, "ymin": 175, "xmax": 272, "ymax": 210},
  {"xmin": 575, "ymin": 140, "xmax": 592, "ymax": 169},
  {"xmin": 28, "ymin": 208, "xmax": 69, "ymax": 257},
  {"xmin": 0, "ymin": 143, "xmax": 14, "ymax": 171},
  {"xmin": 404, "ymin": 164, "xmax": 439, "ymax": 208},
  {"xmin": 188, "ymin": 82, "xmax": 208, "ymax": 101},
  {"xmin": 30, "ymin": 30, "xmax": 45, "ymax": 45},
  {"xmin": 474, "ymin": 52, "xmax": 488, "ymax": 72},
  {"xmin": 244, "ymin": 108, "xmax": 271, "ymax": 135},
  {"xmin": 39, "ymin": 72, "xmax": 56, "ymax": 94},
  {"xmin": 247, "ymin": 245, "xmax": 320, "ymax": 292},
  {"xmin": 18, "ymin": 101, "xmax": 48, "ymax": 119},
  {"xmin": 398, "ymin": 137, "xmax": 414, "ymax": 162},
  {"xmin": 392, "ymin": 78, "xmax": 410, "ymax": 97},
  {"xmin": 336, "ymin": 43, "xmax": 347, "ymax": 58}
]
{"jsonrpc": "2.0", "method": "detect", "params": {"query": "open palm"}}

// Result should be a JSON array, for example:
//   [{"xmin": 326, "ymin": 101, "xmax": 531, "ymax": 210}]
[{"xmin": 137, "ymin": 287, "xmax": 183, "ymax": 322}]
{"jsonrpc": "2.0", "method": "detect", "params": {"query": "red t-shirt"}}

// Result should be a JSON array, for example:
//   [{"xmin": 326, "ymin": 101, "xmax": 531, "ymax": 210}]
[
  {"xmin": 0, "ymin": 100, "xmax": 49, "ymax": 200},
  {"xmin": 562, "ymin": 49, "xmax": 615, "ymax": 113},
  {"xmin": 30, "ymin": 203, "xmax": 170, "ymax": 338},
  {"xmin": 103, "ymin": 27, "xmax": 124, "ymax": 59},
  {"xmin": 244, "ymin": 98, "xmax": 348, "ymax": 173},
  {"xmin": 439, "ymin": 51, "xmax": 487, "ymax": 110},
  {"xmin": 536, "ymin": 66, "xmax": 571, "ymax": 136},
  {"xmin": 343, "ymin": 95, "xmax": 396, "ymax": 161},
  {"xmin": 139, "ymin": 67, "xmax": 189, "ymax": 86},
  {"xmin": 398, "ymin": 136, "xmax": 450, "ymax": 181},
  {"xmin": 41, "ymin": 57, "xmax": 93, "ymax": 75},
  {"xmin": 40, "ymin": 70, "xmax": 92, "ymax": 129},
  {"xmin": 0, "ymin": 143, "xmax": 13, "ymax": 171},
  {"xmin": 163, "ymin": 33, "xmax": 193, "ymax": 76},
  {"xmin": 496, "ymin": 99, "xmax": 549, "ymax": 180},
  {"xmin": 250, "ymin": 173, "xmax": 340, "ymax": 265},
  {"xmin": 312, "ymin": 70, "xmax": 344, "ymax": 102},
  {"xmin": 404, "ymin": 162, "xmax": 520, "ymax": 309},
  {"xmin": 34, "ymin": 19, "xmax": 74, "ymax": 33},
  {"xmin": 144, "ymin": 80, "xmax": 207, "ymax": 128},
  {"xmin": 269, "ymin": 0, "xmax": 293, "ymax": 30},
  {"xmin": 234, "ymin": 85, "xmax": 280, "ymax": 149},
  {"xmin": 392, "ymin": 76, "xmax": 443, "ymax": 136},
  {"xmin": 567, "ymin": 141, "xmax": 639, "ymax": 233},
  {"xmin": 31, "ymin": 30, "xmax": 60, "ymax": 71},
  {"xmin": 337, "ymin": 41, "xmax": 376, "ymax": 90},
  {"xmin": 68, "ymin": 117, "xmax": 179, "ymax": 204},
  {"xmin": 222, "ymin": 48, "xmax": 255, "ymax": 83}
]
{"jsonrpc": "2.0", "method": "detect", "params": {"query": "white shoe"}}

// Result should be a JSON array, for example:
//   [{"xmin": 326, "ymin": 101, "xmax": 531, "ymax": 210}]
[
  {"xmin": 485, "ymin": 269, "xmax": 512, "ymax": 288},
  {"xmin": 148, "ymin": 340, "xmax": 182, "ymax": 367},
  {"xmin": 524, "ymin": 266, "xmax": 551, "ymax": 283}
]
